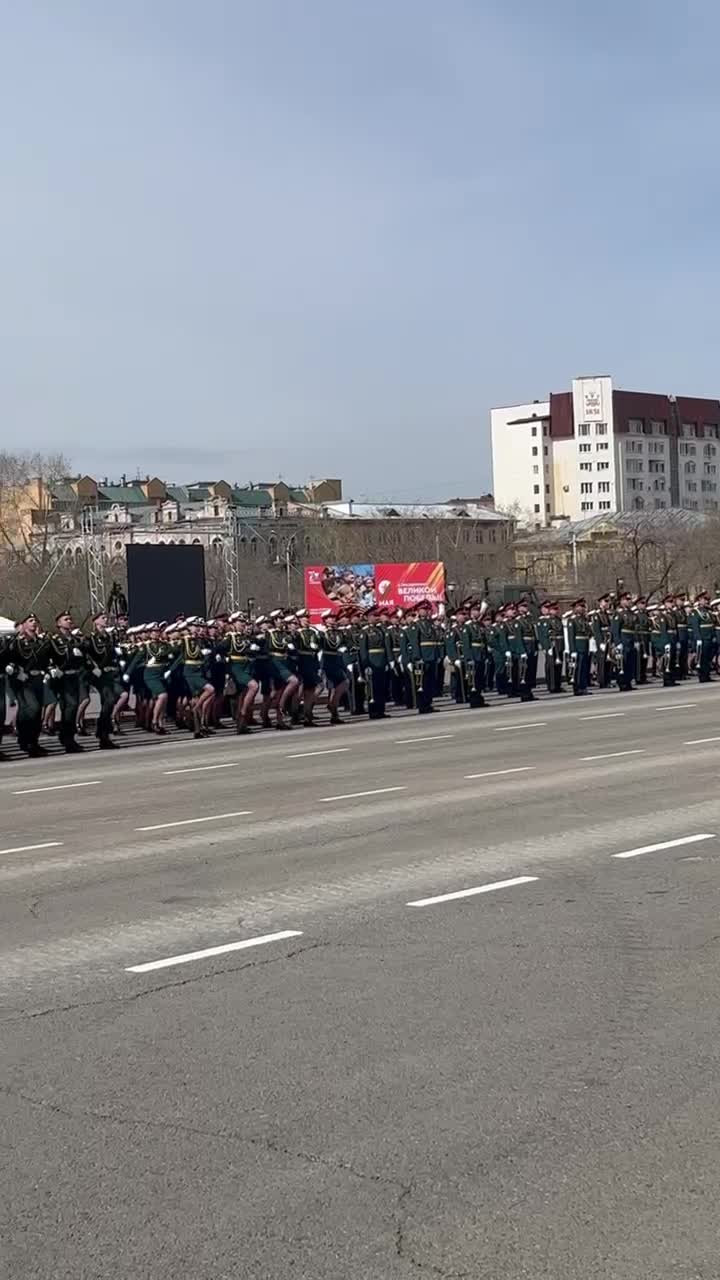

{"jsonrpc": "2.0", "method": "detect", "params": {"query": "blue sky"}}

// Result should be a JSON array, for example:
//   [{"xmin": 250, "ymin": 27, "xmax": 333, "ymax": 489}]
[{"xmin": 2, "ymin": 0, "xmax": 719, "ymax": 500}]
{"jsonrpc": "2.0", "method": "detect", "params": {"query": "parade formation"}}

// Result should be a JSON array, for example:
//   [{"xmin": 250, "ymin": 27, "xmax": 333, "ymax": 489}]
[{"xmin": 1, "ymin": 590, "xmax": 719, "ymax": 760}]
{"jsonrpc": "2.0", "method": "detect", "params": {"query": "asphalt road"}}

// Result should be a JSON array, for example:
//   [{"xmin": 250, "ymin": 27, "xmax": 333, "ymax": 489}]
[{"xmin": 3, "ymin": 681, "xmax": 720, "ymax": 1277}]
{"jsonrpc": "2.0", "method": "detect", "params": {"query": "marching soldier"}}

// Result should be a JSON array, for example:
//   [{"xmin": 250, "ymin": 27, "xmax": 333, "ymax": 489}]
[
  {"xmin": 0, "ymin": 625, "xmax": 9, "ymax": 760},
  {"xmin": 591, "ymin": 593, "xmax": 613, "ymax": 688},
  {"xmin": 649, "ymin": 601, "xmax": 675, "ymax": 687},
  {"xmin": 537, "ymin": 600, "xmax": 564, "ymax": 694},
  {"xmin": 85, "ymin": 611, "xmax": 122, "ymax": 748},
  {"xmin": 266, "ymin": 611, "xmax": 300, "ymax": 729},
  {"xmin": 690, "ymin": 590, "xmax": 715, "ymax": 682},
  {"xmin": 512, "ymin": 599, "xmax": 538, "ymax": 702},
  {"xmin": 444, "ymin": 605, "xmax": 468, "ymax": 705},
  {"xmin": 386, "ymin": 609, "xmax": 407, "ymax": 706},
  {"xmin": 220, "ymin": 615, "xmax": 261, "ymax": 734},
  {"xmin": 320, "ymin": 609, "xmax": 350, "ymax": 725},
  {"xmin": 675, "ymin": 594, "xmax": 690, "ymax": 680},
  {"xmin": 6, "ymin": 614, "xmax": 49, "ymax": 757},
  {"xmin": 634, "ymin": 597, "xmax": 650, "ymax": 684},
  {"xmin": 566, "ymin": 598, "xmax": 591, "ymax": 695},
  {"xmin": 401, "ymin": 601, "xmax": 437, "ymax": 714},
  {"xmin": 463, "ymin": 600, "xmax": 488, "ymax": 708},
  {"xmin": 294, "ymin": 609, "xmax": 321, "ymax": 727},
  {"xmin": 358, "ymin": 606, "xmax": 391, "ymax": 719},
  {"xmin": 611, "ymin": 590, "xmax": 636, "ymax": 691},
  {"xmin": 48, "ymin": 611, "xmax": 85, "ymax": 752}
]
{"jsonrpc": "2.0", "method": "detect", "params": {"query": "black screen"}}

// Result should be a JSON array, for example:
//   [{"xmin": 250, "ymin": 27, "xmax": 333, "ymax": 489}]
[{"xmin": 126, "ymin": 544, "xmax": 207, "ymax": 625}]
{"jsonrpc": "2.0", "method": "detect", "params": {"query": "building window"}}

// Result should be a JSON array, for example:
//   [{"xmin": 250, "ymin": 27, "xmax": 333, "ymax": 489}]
[
  {"xmin": 654, "ymin": 499, "xmax": 666, "ymax": 509},
  {"xmin": 686, "ymin": 499, "xmax": 699, "ymax": 509},
  {"xmin": 633, "ymin": 496, "xmax": 645, "ymax": 510},
  {"xmin": 596, "ymin": 442, "xmax": 609, "ymax": 451},
  {"xmin": 581, "ymin": 501, "xmax": 593, "ymax": 511},
  {"xmin": 648, "ymin": 460, "xmax": 665, "ymax": 473},
  {"xmin": 546, "ymin": 503, "xmax": 551, "ymax": 512},
  {"xmin": 628, "ymin": 419, "xmax": 644, "ymax": 434},
  {"xmin": 705, "ymin": 424, "xmax": 719, "ymax": 439},
  {"xmin": 578, "ymin": 424, "xmax": 590, "ymax": 437},
  {"xmin": 533, "ymin": 484, "xmax": 540, "ymax": 494},
  {"xmin": 543, "ymin": 446, "xmax": 548, "ymax": 456},
  {"xmin": 532, "ymin": 446, "xmax": 538, "ymax": 456},
  {"xmin": 580, "ymin": 482, "xmax": 593, "ymax": 494},
  {"xmin": 682, "ymin": 423, "xmax": 697, "ymax": 438},
  {"xmin": 627, "ymin": 478, "xmax": 644, "ymax": 491},
  {"xmin": 626, "ymin": 460, "xmax": 643, "ymax": 474},
  {"xmin": 595, "ymin": 423, "xmax": 608, "ymax": 435},
  {"xmin": 534, "ymin": 504, "xmax": 540, "ymax": 513},
  {"xmin": 598, "ymin": 501, "xmax": 612, "ymax": 510},
  {"xmin": 704, "ymin": 443, "xmax": 717, "ymax": 459},
  {"xmin": 648, "ymin": 441, "xmax": 665, "ymax": 454},
  {"xmin": 702, "ymin": 480, "xmax": 717, "ymax": 493},
  {"xmin": 705, "ymin": 464, "xmax": 717, "ymax": 476},
  {"xmin": 679, "ymin": 441, "xmax": 697, "ymax": 456},
  {"xmin": 543, "ymin": 423, "xmax": 549, "ymax": 436},
  {"xmin": 653, "ymin": 479, "xmax": 666, "ymax": 492},
  {"xmin": 597, "ymin": 461, "xmax": 610, "ymax": 471},
  {"xmin": 545, "ymin": 484, "xmax": 550, "ymax": 494},
  {"xmin": 626, "ymin": 440, "xmax": 643, "ymax": 453},
  {"xmin": 579, "ymin": 442, "xmax": 591, "ymax": 453},
  {"xmin": 579, "ymin": 461, "xmax": 592, "ymax": 471},
  {"xmin": 687, "ymin": 480, "xmax": 697, "ymax": 492},
  {"xmin": 532, "ymin": 464, "xmax": 538, "ymax": 474},
  {"xmin": 650, "ymin": 420, "xmax": 667, "ymax": 435},
  {"xmin": 685, "ymin": 461, "xmax": 696, "ymax": 473},
  {"xmin": 531, "ymin": 426, "xmax": 537, "ymax": 436},
  {"xmin": 598, "ymin": 481, "xmax": 611, "ymax": 493}
]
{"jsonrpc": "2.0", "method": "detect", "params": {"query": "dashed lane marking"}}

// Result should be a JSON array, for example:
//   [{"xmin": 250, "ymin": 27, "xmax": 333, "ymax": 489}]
[
  {"xmin": 684, "ymin": 737, "xmax": 720, "ymax": 745},
  {"xmin": 0, "ymin": 841, "xmax": 63, "ymax": 857},
  {"xmin": 163, "ymin": 763, "xmax": 240, "ymax": 775},
  {"xmin": 654, "ymin": 703, "xmax": 697, "ymax": 711},
  {"xmin": 613, "ymin": 833, "xmax": 716, "ymax": 860},
  {"xmin": 287, "ymin": 748, "xmax": 351, "ymax": 759},
  {"xmin": 136, "ymin": 810, "xmax": 253, "ymax": 832},
  {"xmin": 12, "ymin": 780, "xmax": 102, "ymax": 795},
  {"xmin": 578, "ymin": 713, "xmax": 626, "ymax": 721},
  {"xmin": 126, "ymin": 929, "xmax": 304, "ymax": 973},
  {"xmin": 318, "ymin": 786, "xmax": 406, "ymax": 803},
  {"xmin": 580, "ymin": 749, "xmax": 644, "ymax": 762},
  {"xmin": 493, "ymin": 722, "xmax": 547, "ymax": 732},
  {"xmin": 393, "ymin": 735, "xmax": 454, "ymax": 744},
  {"xmin": 464, "ymin": 766, "xmax": 535, "ymax": 780},
  {"xmin": 407, "ymin": 875, "xmax": 539, "ymax": 908}
]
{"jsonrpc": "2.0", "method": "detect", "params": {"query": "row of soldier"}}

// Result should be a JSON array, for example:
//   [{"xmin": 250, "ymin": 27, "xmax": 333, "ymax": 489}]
[{"xmin": 0, "ymin": 590, "xmax": 718, "ymax": 758}]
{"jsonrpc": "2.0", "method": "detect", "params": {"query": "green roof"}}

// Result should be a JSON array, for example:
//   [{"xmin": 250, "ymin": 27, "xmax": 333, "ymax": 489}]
[
  {"xmin": 50, "ymin": 482, "xmax": 79, "ymax": 503},
  {"xmin": 98, "ymin": 486, "xmax": 150, "ymax": 505},
  {"xmin": 232, "ymin": 488, "xmax": 272, "ymax": 507}
]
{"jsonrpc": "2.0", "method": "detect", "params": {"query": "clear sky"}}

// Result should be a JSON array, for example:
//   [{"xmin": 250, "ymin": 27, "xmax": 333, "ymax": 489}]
[{"xmin": 2, "ymin": 1, "xmax": 719, "ymax": 500}]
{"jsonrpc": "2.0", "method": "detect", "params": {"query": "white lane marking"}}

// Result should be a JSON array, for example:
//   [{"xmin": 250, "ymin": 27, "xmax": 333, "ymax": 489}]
[
  {"xmin": 393, "ymin": 734, "xmax": 454, "ymax": 744},
  {"xmin": 12, "ymin": 780, "xmax": 102, "ymax": 796},
  {"xmin": 580, "ymin": 749, "xmax": 645, "ymax": 762},
  {"xmin": 163, "ymin": 763, "xmax": 239, "ymax": 775},
  {"xmin": 287, "ymin": 748, "xmax": 351, "ymax": 759},
  {"xmin": 654, "ymin": 703, "xmax": 697, "ymax": 711},
  {"xmin": 464, "ymin": 766, "xmax": 536, "ymax": 780},
  {"xmin": 684, "ymin": 737, "xmax": 720, "ymax": 745},
  {"xmin": 318, "ymin": 786, "xmax": 406, "ymax": 804},
  {"xmin": 136, "ymin": 810, "xmax": 252, "ymax": 832},
  {"xmin": 408, "ymin": 875, "xmax": 539, "ymax": 908},
  {"xmin": 578, "ymin": 712, "xmax": 626, "ymax": 721},
  {"xmin": 0, "ymin": 841, "xmax": 63, "ymax": 857},
  {"xmin": 126, "ymin": 929, "xmax": 303, "ymax": 973},
  {"xmin": 613, "ymin": 833, "xmax": 716, "ymax": 860},
  {"xmin": 493, "ymin": 722, "xmax": 547, "ymax": 732}
]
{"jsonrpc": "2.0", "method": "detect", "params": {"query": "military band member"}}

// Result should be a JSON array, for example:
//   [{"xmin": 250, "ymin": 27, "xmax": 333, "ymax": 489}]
[
  {"xmin": 649, "ymin": 602, "xmax": 675, "ymax": 687},
  {"xmin": 320, "ymin": 609, "xmax": 350, "ymax": 725},
  {"xmin": 401, "ymin": 601, "xmax": 436, "ymax": 714},
  {"xmin": 359, "ymin": 606, "xmax": 391, "ymax": 719},
  {"xmin": 690, "ymin": 590, "xmax": 714, "ymax": 682},
  {"xmin": 266, "ymin": 611, "xmax": 300, "ymax": 729},
  {"xmin": 444, "ymin": 605, "xmax": 468, "ymax": 705},
  {"xmin": 512, "ymin": 599, "xmax": 538, "ymax": 702},
  {"xmin": 386, "ymin": 610, "xmax": 407, "ymax": 706},
  {"xmin": 611, "ymin": 591, "xmax": 636, "ymax": 691},
  {"xmin": 220, "ymin": 614, "xmax": 261, "ymax": 734},
  {"xmin": 566, "ymin": 598, "xmax": 591, "ymax": 695},
  {"xmin": 48, "ymin": 610, "xmax": 84, "ymax": 752},
  {"xmin": 294, "ymin": 609, "xmax": 321, "ymax": 727},
  {"xmin": 591, "ymin": 593, "xmax": 614, "ymax": 688},
  {"xmin": 634, "ymin": 597, "xmax": 650, "ymax": 684},
  {"xmin": 463, "ymin": 601, "xmax": 488, "ymax": 708},
  {"xmin": 675, "ymin": 594, "xmax": 690, "ymax": 680},
  {"xmin": 537, "ymin": 600, "xmax": 565, "ymax": 694}
]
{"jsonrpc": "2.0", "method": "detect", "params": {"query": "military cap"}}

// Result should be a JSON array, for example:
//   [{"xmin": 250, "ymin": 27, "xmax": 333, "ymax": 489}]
[{"xmin": 573, "ymin": 597, "xmax": 586, "ymax": 607}]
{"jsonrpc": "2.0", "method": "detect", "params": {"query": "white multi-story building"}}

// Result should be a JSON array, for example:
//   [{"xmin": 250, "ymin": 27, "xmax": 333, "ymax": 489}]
[{"xmin": 491, "ymin": 375, "xmax": 720, "ymax": 527}]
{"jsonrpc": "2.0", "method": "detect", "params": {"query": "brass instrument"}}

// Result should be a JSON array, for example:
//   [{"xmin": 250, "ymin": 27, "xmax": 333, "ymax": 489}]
[
  {"xmin": 365, "ymin": 665, "xmax": 374, "ymax": 706},
  {"xmin": 414, "ymin": 660, "xmax": 425, "ymax": 695},
  {"xmin": 466, "ymin": 657, "xmax": 476, "ymax": 695},
  {"xmin": 567, "ymin": 651, "xmax": 578, "ymax": 685},
  {"xmin": 505, "ymin": 650, "xmax": 513, "ymax": 683},
  {"xmin": 518, "ymin": 652, "xmax": 528, "ymax": 686},
  {"xmin": 662, "ymin": 643, "xmax": 671, "ymax": 675},
  {"xmin": 614, "ymin": 644, "xmax": 624, "ymax": 676}
]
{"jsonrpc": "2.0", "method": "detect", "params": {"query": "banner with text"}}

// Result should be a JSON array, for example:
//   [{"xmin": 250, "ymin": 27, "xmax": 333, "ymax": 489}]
[{"xmin": 304, "ymin": 561, "xmax": 445, "ymax": 620}]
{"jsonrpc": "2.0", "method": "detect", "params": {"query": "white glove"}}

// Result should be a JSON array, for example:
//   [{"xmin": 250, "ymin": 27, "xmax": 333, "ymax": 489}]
[
  {"xmin": 505, "ymin": 650, "xmax": 512, "ymax": 659},
  {"xmin": 123, "ymin": 673, "xmax": 130, "ymax": 684},
  {"xmin": 163, "ymin": 670, "xmax": 172, "ymax": 681},
  {"xmin": 17, "ymin": 671, "xmax": 27, "ymax": 683},
  {"xmin": 600, "ymin": 643, "xmax": 606, "ymax": 652},
  {"xmin": 5, "ymin": 664, "xmax": 15, "ymax": 676},
  {"xmin": 201, "ymin": 647, "xmax": 211, "ymax": 656},
  {"xmin": 339, "ymin": 646, "xmax": 348, "ymax": 654},
  {"xmin": 406, "ymin": 663, "xmax": 414, "ymax": 671},
  {"xmin": 50, "ymin": 667, "xmax": 62, "ymax": 680},
  {"xmin": 72, "ymin": 647, "xmax": 83, "ymax": 658},
  {"xmin": 250, "ymin": 643, "xmax": 259, "ymax": 652},
  {"xmin": 287, "ymin": 642, "xmax": 296, "ymax": 651},
  {"xmin": 92, "ymin": 666, "xmax": 101, "ymax": 678},
  {"xmin": 119, "ymin": 659, "xmax": 126, "ymax": 669},
  {"xmin": 454, "ymin": 659, "xmax": 462, "ymax": 668},
  {"xmin": 310, "ymin": 642, "xmax": 319, "ymax": 651},
  {"xmin": 114, "ymin": 647, "xmax": 123, "ymax": 657}
]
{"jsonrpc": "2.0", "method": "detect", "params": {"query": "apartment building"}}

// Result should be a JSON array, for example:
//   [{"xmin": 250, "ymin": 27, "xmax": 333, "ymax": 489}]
[{"xmin": 491, "ymin": 375, "xmax": 720, "ymax": 527}]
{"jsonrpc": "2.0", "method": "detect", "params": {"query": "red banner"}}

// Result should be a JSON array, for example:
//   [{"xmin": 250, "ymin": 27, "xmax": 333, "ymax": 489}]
[{"xmin": 304, "ymin": 562, "xmax": 445, "ymax": 621}]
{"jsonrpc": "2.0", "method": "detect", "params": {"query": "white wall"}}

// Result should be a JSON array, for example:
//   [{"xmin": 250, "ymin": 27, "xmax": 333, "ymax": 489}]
[{"xmin": 490, "ymin": 400, "xmax": 551, "ymax": 527}]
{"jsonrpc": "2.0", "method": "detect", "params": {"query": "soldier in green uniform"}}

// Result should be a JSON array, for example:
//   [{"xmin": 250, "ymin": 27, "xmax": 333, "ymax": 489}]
[
  {"xmin": 294, "ymin": 609, "xmax": 321, "ymax": 727},
  {"xmin": 48, "ymin": 610, "xmax": 85, "ymax": 752},
  {"xmin": 512, "ymin": 599, "xmax": 538, "ymax": 702},
  {"xmin": 537, "ymin": 600, "xmax": 565, "ymax": 694},
  {"xmin": 386, "ymin": 610, "xmax": 407, "ymax": 706},
  {"xmin": 84, "ymin": 611, "xmax": 121, "ymax": 748},
  {"xmin": 0, "ymin": 624, "xmax": 13, "ymax": 760},
  {"xmin": 359, "ymin": 605, "xmax": 392, "ymax": 719},
  {"xmin": 649, "ymin": 602, "xmax": 675, "ymax": 687},
  {"xmin": 220, "ymin": 614, "xmax": 261, "ymax": 734},
  {"xmin": 462, "ymin": 600, "xmax": 488, "ymax": 708},
  {"xmin": 634, "ymin": 597, "xmax": 650, "ymax": 684},
  {"xmin": 674, "ymin": 594, "xmax": 690, "ymax": 680},
  {"xmin": 266, "ymin": 611, "xmax": 299, "ymax": 729},
  {"xmin": 401, "ymin": 601, "xmax": 436, "ymax": 713},
  {"xmin": 320, "ymin": 609, "xmax": 350, "ymax": 724},
  {"xmin": 690, "ymin": 590, "xmax": 714, "ymax": 682},
  {"xmin": 611, "ymin": 590, "xmax": 636, "ymax": 691},
  {"xmin": 591, "ymin": 593, "xmax": 614, "ymax": 688},
  {"xmin": 444, "ymin": 605, "xmax": 468, "ymax": 704},
  {"xmin": 566, "ymin": 598, "xmax": 591, "ymax": 695},
  {"xmin": 7, "ymin": 614, "xmax": 49, "ymax": 756},
  {"xmin": 488, "ymin": 606, "xmax": 510, "ymax": 696},
  {"xmin": 140, "ymin": 623, "xmax": 175, "ymax": 734}
]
